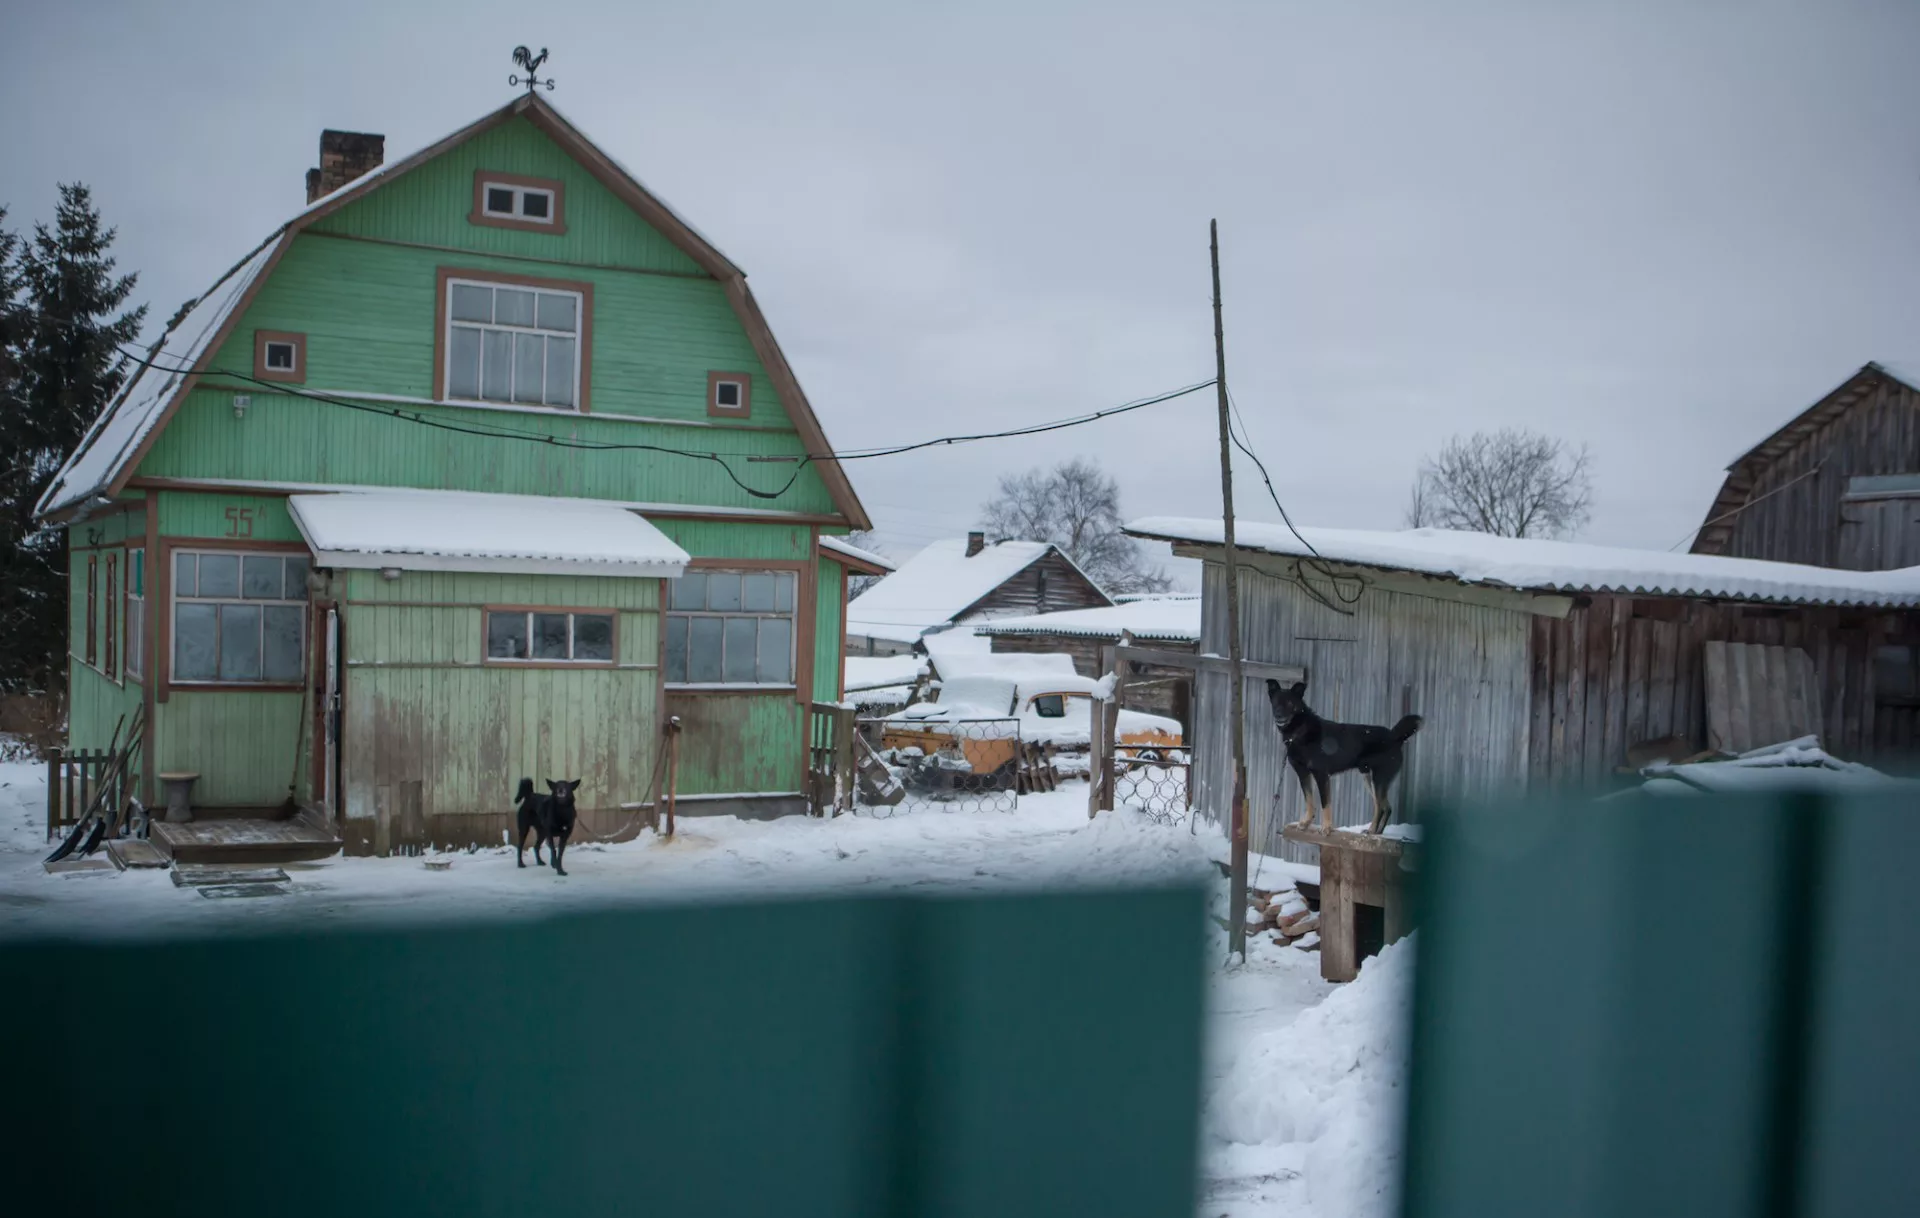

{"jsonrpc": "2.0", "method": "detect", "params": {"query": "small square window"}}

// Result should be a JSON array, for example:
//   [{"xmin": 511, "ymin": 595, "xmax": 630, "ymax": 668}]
[
  {"xmin": 486, "ymin": 186, "xmax": 516, "ymax": 215},
  {"xmin": 520, "ymin": 191, "xmax": 551, "ymax": 219},
  {"xmin": 473, "ymin": 173, "xmax": 565, "ymax": 232},
  {"xmin": 254, "ymin": 331, "xmax": 306, "ymax": 383},
  {"xmin": 708, "ymin": 371, "xmax": 752, "ymax": 418}
]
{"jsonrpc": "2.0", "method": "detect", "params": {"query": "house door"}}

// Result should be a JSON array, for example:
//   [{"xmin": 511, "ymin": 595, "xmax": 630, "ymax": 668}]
[{"xmin": 314, "ymin": 605, "xmax": 341, "ymax": 817}]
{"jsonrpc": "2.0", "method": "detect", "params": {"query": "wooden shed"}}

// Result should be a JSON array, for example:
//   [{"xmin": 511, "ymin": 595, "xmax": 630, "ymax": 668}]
[
  {"xmin": 845, "ymin": 533, "xmax": 1111, "ymax": 657},
  {"xmin": 971, "ymin": 596, "xmax": 1200, "ymax": 728},
  {"xmin": 1692, "ymin": 362, "xmax": 1920, "ymax": 570},
  {"xmin": 1127, "ymin": 518, "xmax": 1920, "ymax": 864}
]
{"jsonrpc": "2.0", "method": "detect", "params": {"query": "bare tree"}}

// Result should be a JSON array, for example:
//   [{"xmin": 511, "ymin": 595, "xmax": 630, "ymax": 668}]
[
  {"xmin": 980, "ymin": 457, "xmax": 1173, "ymax": 594},
  {"xmin": 841, "ymin": 530, "xmax": 887, "ymax": 598},
  {"xmin": 1404, "ymin": 428, "xmax": 1593, "ymax": 539}
]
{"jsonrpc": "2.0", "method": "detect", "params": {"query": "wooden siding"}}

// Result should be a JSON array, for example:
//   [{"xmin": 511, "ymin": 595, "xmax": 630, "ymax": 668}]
[
  {"xmin": 159, "ymin": 690, "xmax": 307, "ymax": 807},
  {"xmin": 962, "ymin": 550, "xmax": 1111, "ymax": 620},
  {"xmin": 1193, "ymin": 563, "xmax": 1533, "ymax": 864},
  {"xmin": 66, "ymin": 519, "xmax": 144, "ymax": 763},
  {"xmin": 1705, "ymin": 373, "xmax": 1920, "ymax": 570},
  {"xmin": 668, "ymin": 693, "xmax": 804, "ymax": 797},
  {"xmin": 813, "ymin": 556, "xmax": 844, "ymax": 703},
  {"xmin": 1526, "ymin": 595, "xmax": 1917, "ymax": 782},
  {"xmin": 308, "ymin": 115, "xmax": 706, "ymax": 277},
  {"xmin": 338, "ymin": 569, "xmax": 662, "ymax": 853},
  {"xmin": 1838, "ymin": 495, "xmax": 1920, "ymax": 570}
]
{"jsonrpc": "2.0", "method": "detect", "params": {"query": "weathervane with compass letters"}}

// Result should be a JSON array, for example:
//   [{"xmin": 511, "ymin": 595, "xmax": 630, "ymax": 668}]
[{"xmin": 510, "ymin": 46, "xmax": 555, "ymax": 93}]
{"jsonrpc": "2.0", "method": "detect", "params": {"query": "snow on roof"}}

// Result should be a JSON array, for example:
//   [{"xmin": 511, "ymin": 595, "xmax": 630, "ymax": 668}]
[
  {"xmin": 970, "ymin": 596, "xmax": 1201, "ymax": 642},
  {"xmin": 845, "ymin": 537, "xmax": 1057, "ymax": 641},
  {"xmin": 820, "ymin": 534, "xmax": 895, "ymax": 571},
  {"xmin": 930, "ymin": 649, "xmax": 1079, "ymax": 683},
  {"xmin": 1125, "ymin": 517, "xmax": 1920, "ymax": 609},
  {"xmin": 844, "ymin": 654, "xmax": 926, "ymax": 693},
  {"xmin": 37, "ymin": 235, "xmax": 284, "ymax": 519},
  {"xmin": 288, "ymin": 489, "xmax": 690, "ymax": 577}
]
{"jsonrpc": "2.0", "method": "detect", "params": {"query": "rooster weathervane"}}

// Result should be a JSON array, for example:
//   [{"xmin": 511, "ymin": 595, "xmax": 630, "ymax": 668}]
[{"xmin": 510, "ymin": 46, "xmax": 555, "ymax": 93}]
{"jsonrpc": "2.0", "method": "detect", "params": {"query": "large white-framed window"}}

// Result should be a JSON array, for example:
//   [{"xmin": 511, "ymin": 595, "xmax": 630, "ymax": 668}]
[
  {"xmin": 484, "ymin": 609, "xmax": 616, "ymax": 666},
  {"xmin": 665, "ymin": 569, "xmax": 797, "ymax": 687},
  {"xmin": 170, "ymin": 550, "xmax": 310, "ymax": 685},
  {"xmin": 441, "ymin": 275, "xmax": 584, "ymax": 410}
]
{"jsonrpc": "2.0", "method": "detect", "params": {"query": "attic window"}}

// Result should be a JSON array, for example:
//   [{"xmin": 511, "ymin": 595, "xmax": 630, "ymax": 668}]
[
  {"xmin": 253, "ymin": 330, "xmax": 306, "ymax": 384},
  {"xmin": 708, "ymin": 371, "xmax": 752, "ymax": 419},
  {"xmin": 470, "ymin": 171, "xmax": 567, "ymax": 233}
]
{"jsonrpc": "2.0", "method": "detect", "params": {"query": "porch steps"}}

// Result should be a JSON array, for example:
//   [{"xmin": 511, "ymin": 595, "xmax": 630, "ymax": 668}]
[
  {"xmin": 151, "ymin": 819, "xmax": 340, "ymax": 866},
  {"xmin": 106, "ymin": 839, "xmax": 171, "ymax": 869},
  {"xmin": 171, "ymin": 865, "xmax": 294, "ymax": 900}
]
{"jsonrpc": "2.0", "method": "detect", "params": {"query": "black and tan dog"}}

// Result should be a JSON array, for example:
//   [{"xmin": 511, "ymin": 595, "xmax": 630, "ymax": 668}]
[
  {"xmin": 1266, "ymin": 679, "xmax": 1423, "ymax": 834},
  {"xmin": 515, "ymin": 777, "xmax": 581, "ymax": 875}
]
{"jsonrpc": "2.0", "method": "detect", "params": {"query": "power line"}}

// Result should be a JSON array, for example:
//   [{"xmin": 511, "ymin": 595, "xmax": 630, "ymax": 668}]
[
  {"xmin": 1223, "ymin": 388, "xmax": 1358, "ymax": 615},
  {"xmin": 112, "ymin": 341, "xmax": 1214, "ymax": 503}
]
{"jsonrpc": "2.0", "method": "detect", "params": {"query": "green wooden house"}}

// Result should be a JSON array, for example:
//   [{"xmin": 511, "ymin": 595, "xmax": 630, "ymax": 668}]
[{"xmin": 36, "ymin": 93, "xmax": 889, "ymax": 858}]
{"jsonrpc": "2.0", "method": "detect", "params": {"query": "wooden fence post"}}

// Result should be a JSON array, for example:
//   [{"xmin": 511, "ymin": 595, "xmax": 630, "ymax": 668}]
[
  {"xmin": 46, "ymin": 749, "xmax": 61, "ymax": 842},
  {"xmin": 835, "ymin": 707, "xmax": 856, "ymax": 817}
]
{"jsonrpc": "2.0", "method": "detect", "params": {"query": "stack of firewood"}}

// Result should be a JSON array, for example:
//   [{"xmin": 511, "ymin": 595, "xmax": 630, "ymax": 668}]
[{"xmin": 1245, "ymin": 885, "xmax": 1320, "ymax": 950}]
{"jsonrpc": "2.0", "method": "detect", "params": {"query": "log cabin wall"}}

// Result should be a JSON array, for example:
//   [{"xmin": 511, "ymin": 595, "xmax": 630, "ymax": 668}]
[
  {"xmin": 1527, "ymin": 593, "xmax": 1920, "ymax": 785},
  {"xmin": 961, "ymin": 550, "xmax": 1110, "ymax": 618}
]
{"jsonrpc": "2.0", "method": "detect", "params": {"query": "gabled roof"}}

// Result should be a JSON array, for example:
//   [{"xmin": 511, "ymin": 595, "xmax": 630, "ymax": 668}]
[
  {"xmin": 37, "ymin": 92, "xmax": 869, "ymax": 530},
  {"xmin": 1689, "ymin": 362, "xmax": 1917, "ymax": 557},
  {"xmin": 969, "ymin": 596, "xmax": 1201, "ymax": 643},
  {"xmin": 846, "ymin": 537, "xmax": 1105, "ymax": 644},
  {"xmin": 1126, "ymin": 517, "xmax": 1920, "ymax": 609},
  {"xmin": 818, "ymin": 534, "xmax": 894, "ymax": 575}
]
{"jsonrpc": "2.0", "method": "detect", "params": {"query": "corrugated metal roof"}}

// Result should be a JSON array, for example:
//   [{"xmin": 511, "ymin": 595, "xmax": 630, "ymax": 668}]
[
  {"xmin": 1127, "ymin": 516, "xmax": 1920, "ymax": 608},
  {"xmin": 970, "ymin": 597, "xmax": 1201, "ymax": 642}
]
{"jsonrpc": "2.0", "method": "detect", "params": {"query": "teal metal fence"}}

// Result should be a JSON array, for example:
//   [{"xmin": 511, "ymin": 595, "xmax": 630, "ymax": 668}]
[
  {"xmin": 1404, "ymin": 793, "xmax": 1920, "ymax": 1217},
  {"xmin": 5, "ymin": 884, "xmax": 1205, "ymax": 1217}
]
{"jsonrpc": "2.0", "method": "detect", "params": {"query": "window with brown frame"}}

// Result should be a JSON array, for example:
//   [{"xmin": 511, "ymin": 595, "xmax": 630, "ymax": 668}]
[
  {"xmin": 125, "ymin": 548, "xmax": 145, "ymax": 680},
  {"xmin": 484, "ymin": 610, "xmax": 615, "ymax": 665},
  {"xmin": 170, "ymin": 550, "xmax": 310, "ymax": 685},
  {"xmin": 254, "ymin": 330, "xmax": 306, "ymax": 384},
  {"xmin": 664, "ymin": 570, "xmax": 797, "ymax": 686},
  {"xmin": 707, "ymin": 371, "xmax": 752, "ymax": 419},
  {"xmin": 438, "ymin": 270, "xmax": 590, "ymax": 411},
  {"xmin": 104, "ymin": 552, "xmax": 118, "ymax": 679},
  {"xmin": 85, "ymin": 555, "xmax": 97, "ymax": 667},
  {"xmin": 470, "ymin": 171, "xmax": 567, "ymax": 233}
]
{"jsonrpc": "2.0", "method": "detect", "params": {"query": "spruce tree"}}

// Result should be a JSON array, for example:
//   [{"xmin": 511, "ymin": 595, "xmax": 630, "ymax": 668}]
[{"xmin": 0, "ymin": 185, "xmax": 146, "ymax": 692}]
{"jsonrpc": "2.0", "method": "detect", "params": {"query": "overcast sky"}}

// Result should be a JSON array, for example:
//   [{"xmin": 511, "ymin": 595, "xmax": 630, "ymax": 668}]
[{"xmin": 9, "ymin": 1, "xmax": 1920, "ymax": 580}]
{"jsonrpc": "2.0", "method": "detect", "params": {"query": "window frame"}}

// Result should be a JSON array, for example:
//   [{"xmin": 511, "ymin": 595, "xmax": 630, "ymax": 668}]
[
  {"xmin": 481, "ymin": 606, "xmax": 619, "ymax": 668},
  {"xmin": 125, "ymin": 547, "xmax": 145, "ymax": 682},
  {"xmin": 707, "ymin": 370, "xmax": 753, "ymax": 420},
  {"xmin": 253, "ymin": 330, "xmax": 307, "ymax": 384},
  {"xmin": 433, "ymin": 267, "xmax": 594, "ymax": 414},
  {"xmin": 165, "ymin": 543, "xmax": 313, "ymax": 690},
  {"xmin": 663, "ymin": 565, "xmax": 803, "ymax": 691},
  {"xmin": 104, "ymin": 551, "xmax": 118, "ymax": 682},
  {"xmin": 469, "ymin": 170, "xmax": 568, "ymax": 234}
]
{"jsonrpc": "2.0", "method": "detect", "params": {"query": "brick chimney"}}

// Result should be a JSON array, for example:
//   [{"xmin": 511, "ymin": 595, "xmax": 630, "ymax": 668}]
[
  {"xmin": 305, "ymin": 130, "xmax": 386, "ymax": 203},
  {"xmin": 966, "ymin": 531, "xmax": 986, "ymax": 557}
]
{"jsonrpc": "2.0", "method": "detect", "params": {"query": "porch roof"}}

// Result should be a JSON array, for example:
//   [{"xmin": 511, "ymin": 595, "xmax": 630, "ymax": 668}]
[{"xmin": 288, "ymin": 489, "xmax": 690, "ymax": 578}]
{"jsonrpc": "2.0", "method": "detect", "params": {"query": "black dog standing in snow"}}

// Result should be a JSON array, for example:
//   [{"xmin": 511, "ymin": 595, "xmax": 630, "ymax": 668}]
[
  {"xmin": 1266, "ymin": 679, "xmax": 1423, "ymax": 834},
  {"xmin": 515, "ymin": 778, "xmax": 581, "ymax": 875}
]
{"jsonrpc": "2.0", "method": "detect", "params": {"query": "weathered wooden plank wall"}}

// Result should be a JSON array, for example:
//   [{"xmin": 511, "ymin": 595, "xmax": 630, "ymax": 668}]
[
  {"xmin": 964, "ymin": 550, "xmax": 1110, "ymax": 618},
  {"xmin": 1710, "ymin": 373, "xmax": 1920, "ymax": 570},
  {"xmin": 1527, "ymin": 595, "xmax": 1918, "ymax": 781},
  {"xmin": 338, "ymin": 569, "xmax": 663, "ymax": 854},
  {"xmin": 1194, "ymin": 563, "xmax": 1533, "ymax": 864}
]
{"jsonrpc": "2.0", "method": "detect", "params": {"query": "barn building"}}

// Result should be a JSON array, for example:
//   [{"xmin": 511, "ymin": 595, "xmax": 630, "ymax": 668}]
[
  {"xmin": 844, "ymin": 532, "xmax": 1110, "ymax": 657},
  {"xmin": 1126, "ymin": 518, "xmax": 1920, "ymax": 863}
]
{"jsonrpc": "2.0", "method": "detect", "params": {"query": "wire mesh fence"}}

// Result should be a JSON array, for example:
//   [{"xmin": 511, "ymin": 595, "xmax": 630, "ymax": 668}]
[
  {"xmin": 856, "ymin": 717, "xmax": 1023, "ymax": 816},
  {"xmin": 1113, "ymin": 752, "xmax": 1192, "ymax": 827}
]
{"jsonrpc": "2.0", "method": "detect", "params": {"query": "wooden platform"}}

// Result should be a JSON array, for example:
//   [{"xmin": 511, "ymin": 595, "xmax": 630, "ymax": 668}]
[
  {"xmin": 1282, "ymin": 825, "xmax": 1417, "ymax": 983},
  {"xmin": 151, "ymin": 819, "xmax": 339, "ymax": 865}
]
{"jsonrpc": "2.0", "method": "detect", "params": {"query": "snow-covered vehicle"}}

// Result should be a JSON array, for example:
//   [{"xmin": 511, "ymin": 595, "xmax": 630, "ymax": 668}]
[{"xmin": 877, "ymin": 673, "xmax": 1183, "ymax": 789}]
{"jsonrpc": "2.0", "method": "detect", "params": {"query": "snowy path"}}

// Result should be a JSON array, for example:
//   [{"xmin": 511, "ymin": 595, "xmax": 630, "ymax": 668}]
[{"xmin": 0, "ymin": 758, "xmax": 1406, "ymax": 1217}]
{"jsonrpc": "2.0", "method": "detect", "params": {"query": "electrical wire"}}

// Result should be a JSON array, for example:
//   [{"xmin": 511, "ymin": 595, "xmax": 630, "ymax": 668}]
[
  {"xmin": 113, "ymin": 340, "xmax": 1215, "ymax": 503},
  {"xmin": 1224, "ymin": 388, "xmax": 1359, "ymax": 615}
]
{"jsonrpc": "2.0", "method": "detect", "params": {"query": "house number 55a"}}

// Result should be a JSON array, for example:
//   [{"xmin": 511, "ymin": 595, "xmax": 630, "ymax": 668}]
[{"xmin": 224, "ymin": 507, "xmax": 255, "ymax": 538}]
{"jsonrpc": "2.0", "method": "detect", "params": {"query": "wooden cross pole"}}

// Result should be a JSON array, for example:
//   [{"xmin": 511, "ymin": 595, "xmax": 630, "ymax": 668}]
[{"xmin": 1212, "ymin": 219, "xmax": 1250, "ymax": 962}]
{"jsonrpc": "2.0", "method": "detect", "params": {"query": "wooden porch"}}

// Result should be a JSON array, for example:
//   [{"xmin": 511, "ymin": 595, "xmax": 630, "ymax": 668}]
[{"xmin": 150, "ymin": 817, "xmax": 340, "ymax": 865}]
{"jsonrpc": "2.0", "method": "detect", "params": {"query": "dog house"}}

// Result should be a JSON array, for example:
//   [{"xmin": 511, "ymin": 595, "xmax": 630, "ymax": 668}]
[{"xmin": 1283, "ymin": 824, "xmax": 1415, "ymax": 982}]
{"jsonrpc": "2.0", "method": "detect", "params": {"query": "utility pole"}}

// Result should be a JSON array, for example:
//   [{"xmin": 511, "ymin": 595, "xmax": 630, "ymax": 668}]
[{"xmin": 1211, "ymin": 219, "xmax": 1250, "ymax": 962}]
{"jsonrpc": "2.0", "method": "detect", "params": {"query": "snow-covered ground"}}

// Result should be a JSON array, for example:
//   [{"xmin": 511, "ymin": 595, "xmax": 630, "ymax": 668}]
[{"xmin": 0, "ymin": 756, "xmax": 1408, "ymax": 1217}]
